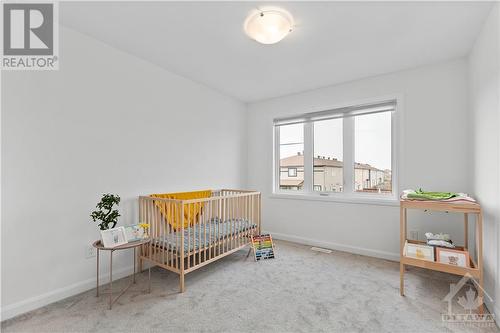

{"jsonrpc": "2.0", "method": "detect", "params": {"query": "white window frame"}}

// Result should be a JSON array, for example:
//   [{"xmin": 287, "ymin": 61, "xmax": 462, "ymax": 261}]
[
  {"xmin": 273, "ymin": 97, "xmax": 400, "ymax": 205},
  {"xmin": 288, "ymin": 168, "xmax": 297, "ymax": 177}
]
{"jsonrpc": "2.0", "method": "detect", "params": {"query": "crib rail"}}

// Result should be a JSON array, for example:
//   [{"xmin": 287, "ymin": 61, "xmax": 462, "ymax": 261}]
[{"xmin": 138, "ymin": 190, "xmax": 261, "ymax": 292}]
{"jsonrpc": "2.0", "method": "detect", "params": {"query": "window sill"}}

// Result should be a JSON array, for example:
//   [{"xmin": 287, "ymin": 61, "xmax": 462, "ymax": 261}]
[{"xmin": 269, "ymin": 192, "xmax": 400, "ymax": 207}]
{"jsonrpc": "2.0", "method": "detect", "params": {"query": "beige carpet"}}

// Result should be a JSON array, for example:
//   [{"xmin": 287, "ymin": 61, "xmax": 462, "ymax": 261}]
[{"xmin": 2, "ymin": 240, "xmax": 498, "ymax": 333}]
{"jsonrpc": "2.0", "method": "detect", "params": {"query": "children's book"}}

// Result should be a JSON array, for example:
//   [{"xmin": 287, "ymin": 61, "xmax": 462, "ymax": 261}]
[{"xmin": 251, "ymin": 234, "xmax": 275, "ymax": 261}]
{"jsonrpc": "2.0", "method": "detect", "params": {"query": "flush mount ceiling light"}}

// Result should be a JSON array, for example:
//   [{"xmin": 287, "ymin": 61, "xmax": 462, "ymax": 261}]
[{"xmin": 244, "ymin": 9, "xmax": 293, "ymax": 45}]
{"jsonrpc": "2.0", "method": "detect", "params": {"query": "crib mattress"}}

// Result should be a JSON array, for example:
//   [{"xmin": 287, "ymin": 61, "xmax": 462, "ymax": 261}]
[{"xmin": 153, "ymin": 218, "xmax": 256, "ymax": 252}]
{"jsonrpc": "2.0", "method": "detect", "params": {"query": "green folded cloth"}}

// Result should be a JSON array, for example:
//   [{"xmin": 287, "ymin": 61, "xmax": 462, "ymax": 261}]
[{"xmin": 407, "ymin": 188, "xmax": 457, "ymax": 201}]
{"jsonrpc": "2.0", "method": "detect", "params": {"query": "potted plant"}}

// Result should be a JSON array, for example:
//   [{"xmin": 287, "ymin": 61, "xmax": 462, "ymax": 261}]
[{"xmin": 90, "ymin": 194, "xmax": 121, "ymax": 230}]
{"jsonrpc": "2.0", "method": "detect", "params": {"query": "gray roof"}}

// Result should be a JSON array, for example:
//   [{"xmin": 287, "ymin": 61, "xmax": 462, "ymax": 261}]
[{"xmin": 280, "ymin": 154, "xmax": 383, "ymax": 172}]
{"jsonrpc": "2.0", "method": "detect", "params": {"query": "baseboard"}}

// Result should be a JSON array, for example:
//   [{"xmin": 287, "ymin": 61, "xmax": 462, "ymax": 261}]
[
  {"xmin": 1, "ymin": 265, "xmax": 135, "ymax": 321},
  {"xmin": 266, "ymin": 230, "xmax": 400, "ymax": 262}
]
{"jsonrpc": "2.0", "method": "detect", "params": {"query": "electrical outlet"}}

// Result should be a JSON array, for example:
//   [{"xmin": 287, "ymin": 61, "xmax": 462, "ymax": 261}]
[
  {"xmin": 85, "ymin": 245, "xmax": 96, "ymax": 259},
  {"xmin": 409, "ymin": 230, "xmax": 419, "ymax": 240}
]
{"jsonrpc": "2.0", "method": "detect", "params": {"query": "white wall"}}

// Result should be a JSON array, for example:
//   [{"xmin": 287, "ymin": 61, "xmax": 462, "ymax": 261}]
[
  {"xmin": 468, "ymin": 3, "xmax": 500, "ymax": 319},
  {"xmin": 1, "ymin": 27, "xmax": 247, "ymax": 319},
  {"xmin": 248, "ymin": 59, "xmax": 470, "ymax": 260}
]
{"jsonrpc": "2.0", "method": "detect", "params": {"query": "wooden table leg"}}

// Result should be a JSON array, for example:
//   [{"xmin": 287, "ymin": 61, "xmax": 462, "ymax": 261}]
[
  {"xmin": 400, "ymin": 263, "xmax": 405, "ymax": 296},
  {"xmin": 148, "ymin": 266, "xmax": 151, "ymax": 293},
  {"xmin": 179, "ymin": 272, "xmax": 185, "ymax": 293},
  {"xmin": 464, "ymin": 213, "xmax": 468, "ymax": 250},
  {"xmin": 133, "ymin": 247, "xmax": 136, "ymax": 284},
  {"xmin": 109, "ymin": 250, "xmax": 113, "ymax": 310},
  {"xmin": 477, "ymin": 212, "xmax": 484, "ymax": 314},
  {"xmin": 400, "ymin": 207, "xmax": 406, "ymax": 296},
  {"xmin": 96, "ymin": 248, "xmax": 99, "ymax": 297},
  {"xmin": 139, "ymin": 244, "xmax": 143, "ymax": 272}
]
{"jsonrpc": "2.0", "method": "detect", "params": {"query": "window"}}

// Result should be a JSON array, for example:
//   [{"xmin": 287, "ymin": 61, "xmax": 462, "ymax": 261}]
[
  {"xmin": 274, "ymin": 100, "xmax": 396, "ymax": 200},
  {"xmin": 278, "ymin": 123, "xmax": 304, "ymax": 191},
  {"xmin": 313, "ymin": 118, "xmax": 343, "ymax": 192},
  {"xmin": 354, "ymin": 112, "xmax": 392, "ymax": 194}
]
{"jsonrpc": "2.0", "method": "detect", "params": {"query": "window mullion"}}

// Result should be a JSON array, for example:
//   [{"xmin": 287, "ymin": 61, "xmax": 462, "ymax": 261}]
[
  {"xmin": 343, "ymin": 117, "xmax": 354, "ymax": 194},
  {"xmin": 274, "ymin": 125, "xmax": 280, "ymax": 193},
  {"xmin": 303, "ymin": 122, "xmax": 313, "ymax": 193}
]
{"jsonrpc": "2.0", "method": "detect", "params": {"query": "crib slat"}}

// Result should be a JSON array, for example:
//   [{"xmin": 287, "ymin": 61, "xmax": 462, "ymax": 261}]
[
  {"xmin": 153, "ymin": 201, "xmax": 157, "ymax": 263},
  {"xmin": 180, "ymin": 202, "xmax": 185, "ymax": 292},
  {"xmin": 148, "ymin": 199, "xmax": 153, "ymax": 262},
  {"xmin": 237, "ymin": 197, "xmax": 241, "ymax": 248},
  {"xmin": 198, "ymin": 202, "xmax": 201, "ymax": 265},
  {"xmin": 208, "ymin": 201, "xmax": 211, "ymax": 260},
  {"xmin": 203, "ymin": 201, "xmax": 207, "ymax": 262},
  {"xmin": 210, "ymin": 200, "xmax": 213, "ymax": 260},
  {"xmin": 175, "ymin": 202, "xmax": 179, "ymax": 270},
  {"xmin": 197, "ymin": 202, "xmax": 201, "ymax": 265},
  {"xmin": 240, "ymin": 196, "xmax": 243, "ymax": 248},
  {"xmin": 231, "ymin": 197, "xmax": 235, "ymax": 251},
  {"xmin": 229, "ymin": 197, "xmax": 233, "ymax": 251},
  {"xmin": 221, "ymin": 197, "xmax": 225, "ymax": 254},
  {"xmin": 230, "ymin": 196, "xmax": 233, "ymax": 252},
  {"xmin": 245, "ymin": 196, "xmax": 248, "ymax": 245},
  {"xmin": 191, "ymin": 203, "xmax": 194, "ymax": 263},
  {"xmin": 217, "ymin": 199, "xmax": 220, "ymax": 257},
  {"xmin": 175, "ymin": 202, "xmax": 178, "ymax": 270},
  {"xmin": 247, "ymin": 195, "xmax": 250, "ymax": 242},
  {"xmin": 192, "ymin": 203, "xmax": 195, "ymax": 265},
  {"xmin": 240, "ymin": 196, "xmax": 243, "ymax": 247},
  {"xmin": 258, "ymin": 193, "xmax": 261, "ymax": 235},
  {"xmin": 153, "ymin": 199, "xmax": 158, "ymax": 263},
  {"xmin": 169, "ymin": 205, "xmax": 173, "ymax": 268},
  {"xmin": 154, "ymin": 200, "xmax": 160, "ymax": 265},
  {"xmin": 169, "ymin": 203, "xmax": 173, "ymax": 268},
  {"xmin": 238, "ymin": 197, "xmax": 241, "ymax": 248},
  {"xmin": 228, "ymin": 196, "xmax": 231, "ymax": 252},
  {"xmin": 194, "ymin": 202, "xmax": 197, "ymax": 265},
  {"xmin": 233, "ymin": 197, "xmax": 237, "ymax": 249},
  {"xmin": 225, "ymin": 198, "xmax": 231, "ymax": 253},
  {"xmin": 198, "ymin": 202, "xmax": 202, "ymax": 265},
  {"xmin": 164, "ymin": 202, "xmax": 168, "ymax": 267},
  {"xmin": 216, "ymin": 199, "xmax": 219, "ymax": 257},
  {"xmin": 251, "ymin": 194, "xmax": 255, "ymax": 238},
  {"xmin": 187, "ymin": 203, "xmax": 191, "ymax": 270},
  {"xmin": 226, "ymin": 197, "xmax": 230, "ymax": 253},
  {"xmin": 165, "ymin": 202, "xmax": 172, "ymax": 266},
  {"xmin": 239, "ymin": 196, "xmax": 243, "ymax": 248}
]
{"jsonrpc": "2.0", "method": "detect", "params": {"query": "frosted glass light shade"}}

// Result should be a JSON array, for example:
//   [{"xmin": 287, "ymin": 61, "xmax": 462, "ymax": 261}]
[{"xmin": 244, "ymin": 10, "xmax": 293, "ymax": 45}]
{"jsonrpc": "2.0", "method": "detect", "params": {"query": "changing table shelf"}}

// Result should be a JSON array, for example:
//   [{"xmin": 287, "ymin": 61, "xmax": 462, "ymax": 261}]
[
  {"xmin": 399, "ymin": 199, "xmax": 484, "ymax": 312},
  {"xmin": 401, "ymin": 240, "xmax": 480, "ymax": 278}
]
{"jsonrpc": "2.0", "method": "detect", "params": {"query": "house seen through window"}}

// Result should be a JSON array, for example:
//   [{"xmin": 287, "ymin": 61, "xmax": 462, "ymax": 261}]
[{"xmin": 279, "ymin": 123, "xmax": 304, "ymax": 190}]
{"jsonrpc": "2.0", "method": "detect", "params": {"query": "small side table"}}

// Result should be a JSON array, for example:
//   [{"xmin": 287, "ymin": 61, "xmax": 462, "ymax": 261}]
[{"xmin": 93, "ymin": 238, "xmax": 151, "ymax": 309}]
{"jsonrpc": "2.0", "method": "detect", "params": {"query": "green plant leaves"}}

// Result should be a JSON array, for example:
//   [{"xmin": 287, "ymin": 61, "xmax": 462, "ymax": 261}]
[{"xmin": 90, "ymin": 193, "xmax": 121, "ymax": 230}]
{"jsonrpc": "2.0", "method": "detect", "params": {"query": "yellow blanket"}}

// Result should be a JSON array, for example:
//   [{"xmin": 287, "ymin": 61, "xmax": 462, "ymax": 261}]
[{"xmin": 150, "ymin": 190, "xmax": 212, "ymax": 230}]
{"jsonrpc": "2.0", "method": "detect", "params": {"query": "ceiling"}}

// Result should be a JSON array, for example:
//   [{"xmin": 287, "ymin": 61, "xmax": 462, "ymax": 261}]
[{"xmin": 60, "ymin": 1, "xmax": 493, "ymax": 102}]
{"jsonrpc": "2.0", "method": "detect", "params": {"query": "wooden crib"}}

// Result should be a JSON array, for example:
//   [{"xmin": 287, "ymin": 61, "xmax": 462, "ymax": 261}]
[{"xmin": 138, "ymin": 189, "xmax": 261, "ymax": 292}]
